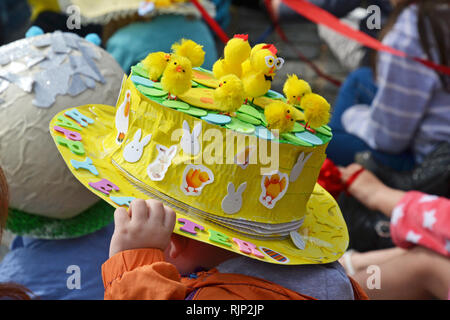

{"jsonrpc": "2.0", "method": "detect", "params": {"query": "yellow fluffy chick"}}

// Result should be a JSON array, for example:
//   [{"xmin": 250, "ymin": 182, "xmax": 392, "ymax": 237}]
[
  {"xmin": 213, "ymin": 74, "xmax": 246, "ymax": 113},
  {"xmin": 264, "ymin": 101, "xmax": 303, "ymax": 134},
  {"xmin": 242, "ymin": 45, "xmax": 283, "ymax": 101},
  {"xmin": 213, "ymin": 34, "xmax": 251, "ymax": 79},
  {"xmin": 241, "ymin": 42, "xmax": 267, "ymax": 78},
  {"xmin": 300, "ymin": 93, "xmax": 331, "ymax": 129},
  {"xmin": 141, "ymin": 51, "xmax": 171, "ymax": 81},
  {"xmin": 161, "ymin": 55, "xmax": 193, "ymax": 99},
  {"xmin": 283, "ymin": 74, "xmax": 312, "ymax": 106},
  {"xmin": 171, "ymin": 39, "xmax": 205, "ymax": 68}
]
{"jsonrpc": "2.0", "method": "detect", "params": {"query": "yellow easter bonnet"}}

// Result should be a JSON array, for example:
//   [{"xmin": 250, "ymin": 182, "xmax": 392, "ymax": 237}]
[{"xmin": 49, "ymin": 39, "xmax": 348, "ymax": 265}]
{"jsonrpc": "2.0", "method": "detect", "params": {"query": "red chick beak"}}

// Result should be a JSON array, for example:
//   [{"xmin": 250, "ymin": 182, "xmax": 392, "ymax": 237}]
[
  {"xmin": 285, "ymin": 114, "xmax": 291, "ymax": 120},
  {"xmin": 175, "ymin": 65, "xmax": 183, "ymax": 72},
  {"xmin": 219, "ymin": 83, "xmax": 223, "ymax": 87}
]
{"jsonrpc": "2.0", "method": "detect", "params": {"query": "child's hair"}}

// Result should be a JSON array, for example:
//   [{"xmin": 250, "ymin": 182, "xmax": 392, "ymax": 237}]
[
  {"xmin": 377, "ymin": 0, "xmax": 450, "ymax": 92},
  {"xmin": 0, "ymin": 166, "xmax": 33, "ymax": 300}
]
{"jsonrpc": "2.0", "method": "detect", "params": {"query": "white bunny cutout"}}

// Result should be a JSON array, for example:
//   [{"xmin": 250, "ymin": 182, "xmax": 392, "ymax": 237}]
[
  {"xmin": 147, "ymin": 144, "xmax": 177, "ymax": 181},
  {"xmin": 180, "ymin": 120, "xmax": 202, "ymax": 156},
  {"xmin": 290, "ymin": 152, "xmax": 313, "ymax": 182},
  {"xmin": 221, "ymin": 182, "xmax": 247, "ymax": 214},
  {"xmin": 123, "ymin": 129, "xmax": 152, "ymax": 163}
]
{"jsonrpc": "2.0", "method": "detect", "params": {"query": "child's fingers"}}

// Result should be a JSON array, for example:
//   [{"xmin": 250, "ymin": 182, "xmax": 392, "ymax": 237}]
[
  {"xmin": 163, "ymin": 205, "xmax": 176, "ymax": 230},
  {"xmin": 129, "ymin": 199, "xmax": 149, "ymax": 224},
  {"xmin": 146, "ymin": 199, "xmax": 165, "ymax": 226},
  {"xmin": 114, "ymin": 207, "xmax": 130, "ymax": 227}
]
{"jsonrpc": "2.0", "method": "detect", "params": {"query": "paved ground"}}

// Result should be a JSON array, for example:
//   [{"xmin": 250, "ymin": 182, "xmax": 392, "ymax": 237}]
[{"xmin": 0, "ymin": 4, "xmax": 351, "ymax": 262}]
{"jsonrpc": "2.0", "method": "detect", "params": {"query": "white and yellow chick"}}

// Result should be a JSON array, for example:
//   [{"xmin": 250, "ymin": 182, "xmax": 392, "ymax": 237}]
[
  {"xmin": 212, "ymin": 34, "xmax": 251, "ymax": 79},
  {"xmin": 213, "ymin": 74, "xmax": 246, "ymax": 114},
  {"xmin": 161, "ymin": 55, "xmax": 193, "ymax": 99},
  {"xmin": 241, "ymin": 44, "xmax": 284, "ymax": 102}
]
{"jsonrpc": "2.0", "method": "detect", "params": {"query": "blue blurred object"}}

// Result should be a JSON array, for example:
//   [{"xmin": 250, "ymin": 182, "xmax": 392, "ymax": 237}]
[
  {"xmin": 327, "ymin": 67, "xmax": 415, "ymax": 171},
  {"xmin": 85, "ymin": 33, "xmax": 102, "ymax": 46},
  {"xmin": 25, "ymin": 25, "xmax": 44, "ymax": 38},
  {"xmin": 0, "ymin": 223, "xmax": 114, "ymax": 300},
  {"xmin": 211, "ymin": 0, "xmax": 231, "ymax": 30},
  {"xmin": 0, "ymin": 0, "xmax": 31, "ymax": 44},
  {"xmin": 106, "ymin": 14, "xmax": 218, "ymax": 74}
]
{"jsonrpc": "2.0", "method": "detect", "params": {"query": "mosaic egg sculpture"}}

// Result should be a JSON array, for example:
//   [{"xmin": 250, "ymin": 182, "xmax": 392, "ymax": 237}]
[{"xmin": 0, "ymin": 31, "xmax": 124, "ymax": 224}]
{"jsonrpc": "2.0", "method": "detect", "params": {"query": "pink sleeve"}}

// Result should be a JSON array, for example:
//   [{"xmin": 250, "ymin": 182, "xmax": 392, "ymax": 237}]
[{"xmin": 390, "ymin": 191, "xmax": 450, "ymax": 257}]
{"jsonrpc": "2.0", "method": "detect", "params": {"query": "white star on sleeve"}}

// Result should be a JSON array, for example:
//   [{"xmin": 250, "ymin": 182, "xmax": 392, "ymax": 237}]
[
  {"xmin": 422, "ymin": 210, "xmax": 437, "ymax": 230},
  {"xmin": 406, "ymin": 230, "xmax": 422, "ymax": 244},
  {"xmin": 418, "ymin": 195, "xmax": 438, "ymax": 203},
  {"xmin": 391, "ymin": 204, "xmax": 404, "ymax": 225}
]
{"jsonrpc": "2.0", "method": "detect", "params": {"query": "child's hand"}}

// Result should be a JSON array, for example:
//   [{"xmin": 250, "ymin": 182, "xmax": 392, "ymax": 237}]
[{"xmin": 109, "ymin": 199, "xmax": 176, "ymax": 258}]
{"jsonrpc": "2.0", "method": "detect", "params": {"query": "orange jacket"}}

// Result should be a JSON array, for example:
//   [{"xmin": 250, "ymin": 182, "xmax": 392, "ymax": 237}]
[{"xmin": 102, "ymin": 248, "xmax": 368, "ymax": 300}]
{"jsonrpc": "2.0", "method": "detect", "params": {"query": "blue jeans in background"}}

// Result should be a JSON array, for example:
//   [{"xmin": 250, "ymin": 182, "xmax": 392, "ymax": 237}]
[{"xmin": 327, "ymin": 67, "xmax": 415, "ymax": 171}]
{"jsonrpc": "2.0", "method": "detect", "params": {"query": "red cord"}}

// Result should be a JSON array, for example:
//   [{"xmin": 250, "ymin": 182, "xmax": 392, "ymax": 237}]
[
  {"xmin": 344, "ymin": 167, "xmax": 366, "ymax": 195},
  {"xmin": 281, "ymin": 0, "xmax": 450, "ymax": 76},
  {"xmin": 190, "ymin": 0, "xmax": 230, "ymax": 44}
]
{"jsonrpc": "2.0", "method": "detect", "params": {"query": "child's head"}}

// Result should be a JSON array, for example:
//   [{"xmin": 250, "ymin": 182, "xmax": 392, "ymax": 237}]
[{"xmin": 164, "ymin": 233, "xmax": 238, "ymax": 275}]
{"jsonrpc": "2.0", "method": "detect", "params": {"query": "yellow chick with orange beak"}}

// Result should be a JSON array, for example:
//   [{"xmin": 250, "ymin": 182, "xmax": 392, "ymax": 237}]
[
  {"xmin": 161, "ymin": 55, "xmax": 193, "ymax": 100},
  {"xmin": 264, "ymin": 101, "xmax": 303, "ymax": 134},
  {"xmin": 213, "ymin": 74, "xmax": 246, "ymax": 114},
  {"xmin": 283, "ymin": 74, "xmax": 312, "ymax": 107}
]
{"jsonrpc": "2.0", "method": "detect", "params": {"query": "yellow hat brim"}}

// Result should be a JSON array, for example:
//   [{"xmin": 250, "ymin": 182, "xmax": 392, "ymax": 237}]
[{"xmin": 49, "ymin": 103, "xmax": 348, "ymax": 265}]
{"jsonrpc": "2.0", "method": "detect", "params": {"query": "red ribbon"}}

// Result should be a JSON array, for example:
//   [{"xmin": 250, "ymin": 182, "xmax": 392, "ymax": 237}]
[
  {"xmin": 281, "ymin": 0, "xmax": 450, "ymax": 76},
  {"xmin": 317, "ymin": 159, "xmax": 345, "ymax": 199},
  {"xmin": 190, "ymin": 0, "xmax": 230, "ymax": 44}
]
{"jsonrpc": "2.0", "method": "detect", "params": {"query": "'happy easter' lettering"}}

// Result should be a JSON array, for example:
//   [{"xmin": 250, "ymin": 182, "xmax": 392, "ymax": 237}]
[
  {"xmin": 175, "ymin": 218, "xmax": 264, "ymax": 259},
  {"xmin": 56, "ymin": 136, "xmax": 85, "ymax": 155},
  {"xmin": 209, "ymin": 229, "xmax": 232, "ymax": 247},
  {"xmin": 71, "ymin": 157, "xmax": 98, "ymax": 175},
  {"xmin": 232, "ymin": 238, "xmax": 264, "ymax": 259},
  {"xmin": 89, "ymin": 178, "xmax": 119, "ymax": 195},
  {"xmin": 177, "ymin": 218, "xmax": 204, "ymax": 235},
  {"xmin": 54, "ymin": 126, "xmax": 82, "ymax": 141},
  {"xmin": 65, "ymin": 109, "xmax": 94, "ymax": 127},
  {"xmin": 56, "ymin": 116, "xmax": 82, "ymax": 131}
]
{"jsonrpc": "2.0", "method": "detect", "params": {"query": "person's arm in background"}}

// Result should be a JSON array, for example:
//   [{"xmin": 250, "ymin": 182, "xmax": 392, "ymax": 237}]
[
  {"xmin": 341, "ymin": 6, "xmax": 438, "ymax": 155},
  {"xmin": 340, "ymin": 164, "xmax": 450, "ymax": 257},
  {"xmin": 339, "ymin": 163, "xmax": 405, "ymax": 217}
]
